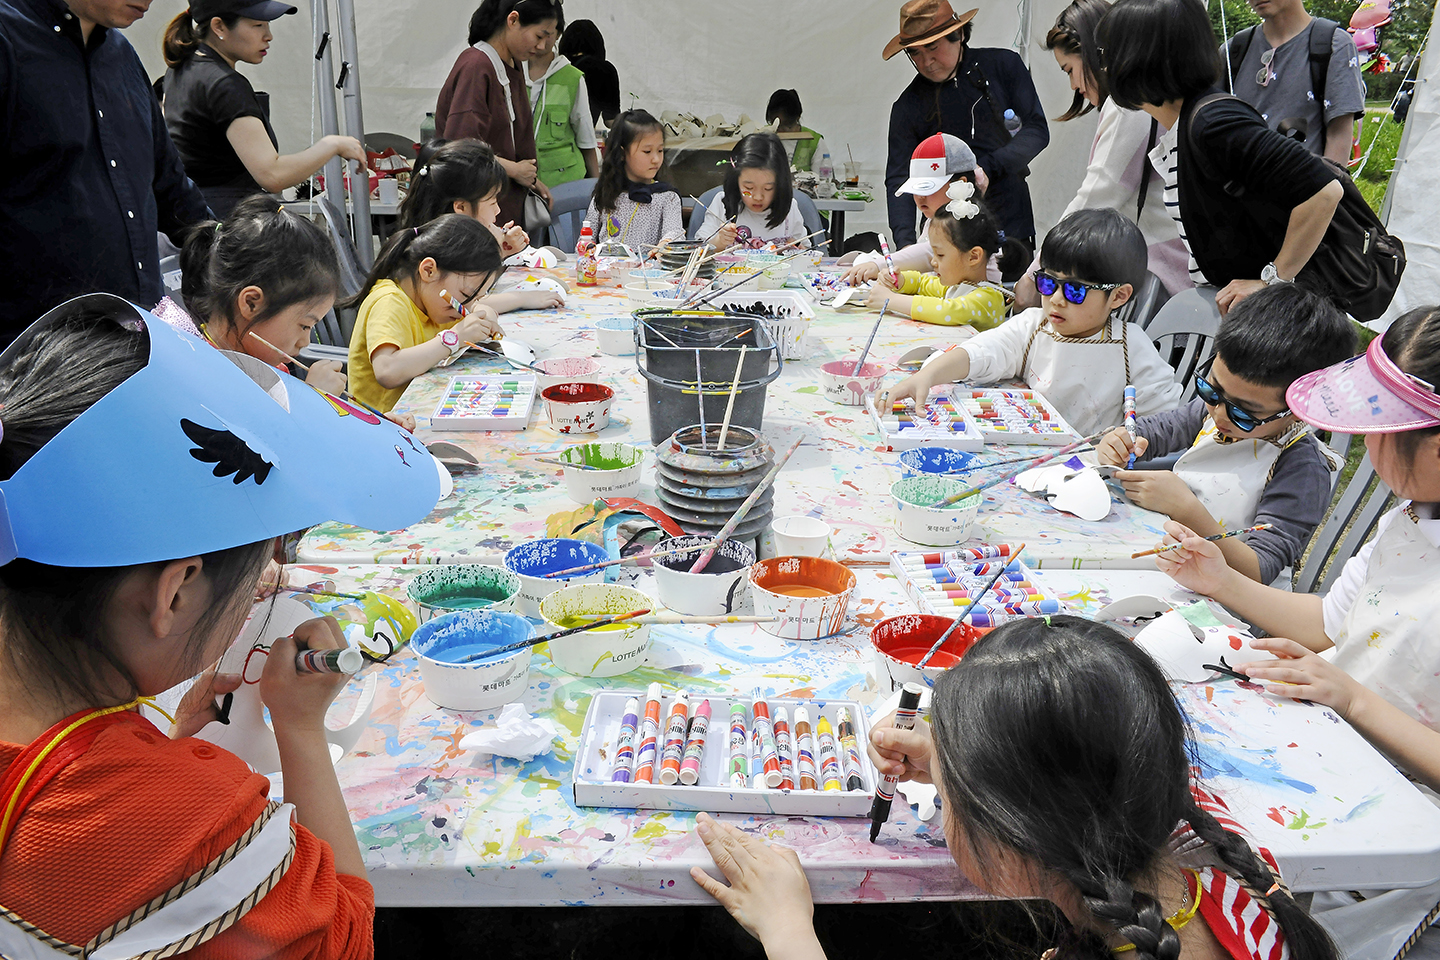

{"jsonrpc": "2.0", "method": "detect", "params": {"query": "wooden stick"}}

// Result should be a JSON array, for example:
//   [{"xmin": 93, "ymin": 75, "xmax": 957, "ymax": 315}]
[
  {"xmin": 262, "ymin": 583, "xmax": 368, "ymax": 601},
  {"xmin": 457, "ymin": 608, "xmax": 652, "ymax": 663},
  {"xmin": 541, "ymin": 539, "xmax": 723, "ymax": 579},
  {"xmin": 928, "ymin": 432, "xmax": 1106, "ymax": 508},
  {"xmin": 247, "ymin": 332, "xmax": 389, "ymax": 419},
  {"xmin": 915, "ymin": 544, "xmax": 1026, "ymax": 670},
  {"xmin": 685, "ymin": 251, "xmax": 808, "ymax": 308},
  {"xmin": 718, "ymin": 344, "xmax": 746, "ymax": 451},
  {"xmin": 570, "ymin": 614, "xmax": 781, "ymax": 625},
  {"xmin": 689, "ymin": 435, "xmax": 804, "ymax": 573},
  {"xmin": 465, "ymin": 341, "xmax": 549, "ymax": 375},
  {"xmin": 534, "ymin": 457, "xmax": 601, "ymax": 471},
  {"xmin": 852, "ymin": 300, "xmax": 889, "ymax": 376},
  {"xmin": 1130, "ymin": 524, "xmax": 1274, "ymax": 560}
]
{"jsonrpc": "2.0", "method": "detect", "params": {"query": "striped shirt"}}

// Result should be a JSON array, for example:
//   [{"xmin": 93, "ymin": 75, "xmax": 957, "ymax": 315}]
[
  {"xmin": 1187, "ymin": 784, "xmax": 1291, "ymax": 960},
  {"xmin": 1148, "ymin": 125, "xmax": 1209, "ymax": 287}
]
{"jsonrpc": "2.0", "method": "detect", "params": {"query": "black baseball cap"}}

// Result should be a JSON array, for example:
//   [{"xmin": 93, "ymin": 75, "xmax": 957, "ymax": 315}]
[{"xmin": 190, "ymin": 0, "xmax": 298, "ymax": 22}]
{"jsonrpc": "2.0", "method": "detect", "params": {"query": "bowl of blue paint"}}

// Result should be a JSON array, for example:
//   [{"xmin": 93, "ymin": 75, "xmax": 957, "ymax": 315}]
[
  {"xmin": 406, "ymin": 564, "xmax": 521, "ymax": 623},
  {"xmin": 504, "ymin": 538, "xmax": 611, "ymax": 617},
  {"xmin": 410, "ymin": 609, "xmax": 535, "ymax": 711},
  {"xmin": 898, "ymin": 446, "xmax": 981, "ymax": 478}
]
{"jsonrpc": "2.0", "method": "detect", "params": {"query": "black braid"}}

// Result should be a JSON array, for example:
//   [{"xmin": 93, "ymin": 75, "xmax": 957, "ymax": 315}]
[
  {"xmin": 1185, "ymin": 805, "xmax": 1338, "ymax": 960},
  {"xmin": 1063, "ymin": 872, "xmax": 1181, "ymax": 960}
]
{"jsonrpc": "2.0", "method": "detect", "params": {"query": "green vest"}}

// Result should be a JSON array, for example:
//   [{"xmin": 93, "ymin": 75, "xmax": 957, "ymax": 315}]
[
  {"xmin": 534, "ymin": 64, "xmax": 587, "ymax": 187},
  {"xmin": 792, "ymin": 126, "xmax": 823, "ymax": 173}
]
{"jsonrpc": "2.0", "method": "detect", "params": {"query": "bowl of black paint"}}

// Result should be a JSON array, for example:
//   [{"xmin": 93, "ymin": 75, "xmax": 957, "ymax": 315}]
[{"xmin": 650, "ymin": 535, "xmax": 756, "ymax": 615}]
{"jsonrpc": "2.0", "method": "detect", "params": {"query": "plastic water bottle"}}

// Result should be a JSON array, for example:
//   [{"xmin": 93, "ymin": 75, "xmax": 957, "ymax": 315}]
[
  {"xmin": 818, "ymin": 152, "xmax": 834, "ymax": 181},
  {"xmin": 576, "ymin": 221, "xmax": 597, "ymax": 286},
  {"xmin": 1003, "ymin": 109, "xmax": 1021, "ymax": 138},
  {"xmin": 420, "ymin": 112, "xmax": 435, "ymax": 145}
]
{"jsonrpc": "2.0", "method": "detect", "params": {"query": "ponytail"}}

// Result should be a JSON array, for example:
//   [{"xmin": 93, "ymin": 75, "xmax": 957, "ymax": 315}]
[
  {"xmin": 467, "ymin": 0, "xmax": 562, "ymax": 47},
  {"xmin": 343, "ymin": 214, "xmax": 501, "ymax": 309},
  {"xmin": 162, "ymin": 8, "xmax": 239, "ymax": 68}
]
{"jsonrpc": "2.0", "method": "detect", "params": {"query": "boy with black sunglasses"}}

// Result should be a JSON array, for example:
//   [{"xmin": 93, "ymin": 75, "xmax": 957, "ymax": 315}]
[{"xmin": 1098, "ymin": 283, "xmax": 1355, "ymax": 583}]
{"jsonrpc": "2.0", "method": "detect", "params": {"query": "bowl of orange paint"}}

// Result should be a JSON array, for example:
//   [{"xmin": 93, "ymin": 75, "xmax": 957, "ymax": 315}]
[
  {"xmin": 870, "ymin": 613, "xmax": 986, "ymax": 689},
  {"xmin": 748, "ymin": 556, "xmax": 856, "ymax": 640}
]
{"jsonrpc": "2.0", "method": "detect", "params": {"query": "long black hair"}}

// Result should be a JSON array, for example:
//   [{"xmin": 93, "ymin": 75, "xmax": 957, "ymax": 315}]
[
  {"xmin": 1380, "ymin": 305, "xmax": 1440, "ymax": 466},
  {"xmin": 1045, "ymin": 0, "xmax": 1111, "ymax": 121},
  {"xmin": 592, "ymin": 109, "xmax": 664, "ymax": 217},
  {"xmin": 343, "ymin": 214, "xmax": 502, "ymax": 309},
  {"xmin": 180, "ymin": 194, "xmax": 341, "ymax": 338},
  {"xmin": 1099, "ymin": 0, "xmax": 1221, "ymax": 111},
  {"xmin": 396, "ymin": 138, "xmax": 509, "ymax": 230},
  {"xmin": 765, "ymin": 89, "xmax": 803, "ymax": 127},
  {"xmin": 1040, "ymin": 208, "xmax": 1147, "ymax": 290},
  {"xmin": 930, "ymin": 616, "xmax": 1337, "ymax": 960},
  {"xmin": 721, "ymin": 132, "xmax": 793, "ymax": 231},
  {"xmin": 467, "ymin": 0, "xmax": 562, "ymax": 47},
  {"xmin": 557, "ymin": 18, "xmax": 605, "ymax": 60},
  {"xmin": 0, "ymin": 307, "xmax": 271, "ymax": 707}
]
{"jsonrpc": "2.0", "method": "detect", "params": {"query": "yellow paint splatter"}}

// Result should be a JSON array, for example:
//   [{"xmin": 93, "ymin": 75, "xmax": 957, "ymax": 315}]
[
  {"xmin": 633, "ymin": 816, "xmax": 677, "ymax": 840},
  {"xmin": 1368, "ymin": 631, "xmax": 1383, "ymax": 649}
]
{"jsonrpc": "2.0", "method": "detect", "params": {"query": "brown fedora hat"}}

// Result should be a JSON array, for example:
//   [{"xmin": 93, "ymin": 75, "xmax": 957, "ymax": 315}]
[{"xmin": 882, "ymin": 0, "xmax": 979, "ymax": 60}]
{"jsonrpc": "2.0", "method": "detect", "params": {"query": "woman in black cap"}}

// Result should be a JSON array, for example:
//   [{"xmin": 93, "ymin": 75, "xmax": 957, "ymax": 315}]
[{"xmin": 161, "ymin": 0, "xmax": 366, "ymax": 217}]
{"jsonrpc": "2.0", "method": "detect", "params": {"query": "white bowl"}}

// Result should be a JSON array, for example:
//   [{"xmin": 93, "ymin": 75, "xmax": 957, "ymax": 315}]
[
  {"xmin": 558, "ymin": 442, "xmax": 644, "ymax": 502},
  {"xmin": 771, "ymin": 515, "xmax": 831, "ymax": 557},
  {"xmin": 594, "ymin": 317, "xmax": 636, "ymax": 356},
  {"xmin": 891, "ymin": 477, "xmax": 982, "ymax": 546},
  {"xmin": 503, "ymin": 538, "xmax": 609, "ymax": 617},
  {"xmin": 819, "ymin": 360, "xmax": 886, "ymax": 406},
  {"xmin": 535, "ymin": 356, "xmax": 603, "ymax": 391},
  {"xmin": 650, "ymin": 535, "xmax": 756, "ymax": 615},
  {"xmin": 542, "ymin": 382, "xmax": 614, "ymax": 435},
  {"xmin": 748, "ymin": 557, "xmax": 856, "ymax": 640},
  {"xmin": 406, "ymin": 564, "xmax": 520, "ymax": 623},
  {"xmin": 539, "ymin": 583, "xmax": 654, "ymax": 677},
  {"xmin": 624, "ymin": 281, "xmax": 705, "ymax": 309},
  {"xmin": 410, "ymin": 610, "xmax": 534, "ymax": 711}
]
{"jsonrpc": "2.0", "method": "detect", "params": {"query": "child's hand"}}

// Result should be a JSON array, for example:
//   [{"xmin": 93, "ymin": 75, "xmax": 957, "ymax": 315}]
[
  {"xmin": 456, "ymin": 307, "xmax": 503, "ymax": 344},
  {"xmin": 260, "ymin": 617, "xmax": 351, "ymax": 734},
  {"xmin": 710, "ymin": 223, "xmax": 739, "ymax": 251},
  {"xmin": 866, "ymin": 712, "xmax": 935, "ymax": 784},
  {"xmin": 880, "ymin": 371, "xmax": 935, "ymax": 412},
  {"xmin": 878, "ymin": 269, "xmax": 900, "ymax": 293},
  {"xmin": 384, "ymin": 412, "xmax": 416, "ymax": 432},
  {"xmin": 1097, "ymin": 428, "xmax": 1147, "ymax": 467},
  {"xmin": 517, "ymin": 289, "xmax": 565, "ymax": 310},
  {"xmin": 841, "ymin": 261, "xmax": 880, "ymax": 285},
  {"xmin": 864, "ymin": 283, "xmax": 895, "ymax": 309},
  {"xmin": 1113, "ymin": 468, "xmax": 1199, "ymax": 518},
  {"xmin": 501, "ymin": 222, "xmax": 529, "ymax": 255},
  {"xmin": 690, "ymin": 813, "xmax": 821, "ymax": 956},
  {"xmin": 1153, "ymin": 520, "xmax": 1233, "ymax": 596},
  {"xmin": 169, "ymin": 659, "xmax": 243, "ymax": 740},
  {"xmin": 1241, "ymin": 636, "xmax": 1365, "ymax": 716},
  {"xmin": 304, "ymin": 359, "xmax": 347, "ymax": 397}
]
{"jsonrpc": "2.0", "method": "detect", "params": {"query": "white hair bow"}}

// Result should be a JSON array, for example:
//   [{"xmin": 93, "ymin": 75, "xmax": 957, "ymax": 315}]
[{"xmin": 945, "ymin": 179, "xmax": 979, "ymax": 219}]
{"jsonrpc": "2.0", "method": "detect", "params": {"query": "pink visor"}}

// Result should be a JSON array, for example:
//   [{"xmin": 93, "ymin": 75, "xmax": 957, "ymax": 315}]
[{"xmin": 1286, "ymin": 336, "xmax": 1440, "ymax": 434}]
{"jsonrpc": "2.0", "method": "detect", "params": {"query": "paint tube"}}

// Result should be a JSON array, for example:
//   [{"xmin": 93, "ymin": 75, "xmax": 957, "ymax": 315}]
[
  {"xmin": 751, "ymin": 691, "xmax": 782, "ymax": 788},
  {"xmin": 658, "ymin": 690, "xmax": 690, "ymax": 785},
  {"xmin": 634, "ymin": 682, "xmax": 663, "ymax": 784},
  {"xmin": 794, "ymin": 707, "xmax": 818, "ymax": 790},
  {"xmin": 679, "ymin": 699, "xmax": 711, "ymax": 785},
  {"xmin": 610, "ymin": 696, "xmax": 639, "ymax": 783},
  {"xmin": 816, "ymin": 715, "xmax": 843, "ymax": 792},
  {"xmin": 772, "ymin": 707, "xmax": 796, "ymax": 791},
  {"xmin": 727, "ymin": 701, "xmax": 748, "ymax": 788},
  {"xmin": 836, "ymin": 707, "xmax": 865, "ymax": 792}
]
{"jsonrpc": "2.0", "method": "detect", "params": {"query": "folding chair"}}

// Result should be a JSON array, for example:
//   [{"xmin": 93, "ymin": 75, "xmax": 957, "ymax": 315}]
[
  {"xmin": 687, "ymin": 187, "xmax": 722, "ymax": 241},
  {"xmin": 1147, "ymin": 287, "xmax": 1222, "ymax": 401},
  {"xmin": 1292, "ymin": 454, "xmax": 1394, "ymax": 594},
  {"xmin": 1118, "ymin": 271, "xmax": 1170, "ymax": 329},
  {"xmin": 546, "ymin": 178, "xmax": 597, "ymax": 251}
]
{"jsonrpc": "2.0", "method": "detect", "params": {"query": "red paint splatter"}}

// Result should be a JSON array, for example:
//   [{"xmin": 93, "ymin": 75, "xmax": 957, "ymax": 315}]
[
  {"xmin": 1228, "ymin": 634, "xmax": 1244, "ymax": 650},
  {"xmin": 1267, "ymin": 807, "xmax": 1285, "ymax": 825},
  {"xmin": 841, "ymin": 480, "xmax": 861, "ymax": 492},
  {"xmin": 1287, "ymin": 743, "xmax": 1298, "ymax": 748}
]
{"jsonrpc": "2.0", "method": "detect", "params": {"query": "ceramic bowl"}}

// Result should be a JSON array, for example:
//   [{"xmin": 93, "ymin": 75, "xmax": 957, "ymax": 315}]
[
  {"xmin": 406, "ymin": 564, "xmax": 520, "ymax": 623},
  {"xmin": 503, "ymin": 538, "xmax": 609, "ymax": 617},
  {"xmin": 870, "ymin": 613, "xmax": 985, "ymax": 690},
  {"xmin": 818, "ymin": 360, "xmax": 886, "ymax": 406},
  {"xmin": 539, "ymin": 583, "xmax": 654, "ymax": 677},
  {"xmin": 650, "ymin": 535, "xmax": 756, "ymax": 615},
  {"xmin": 542, "ymin": 382, "xmax": 614, "ymax": 435},
  {"xmin": 594, "ymin": 316, "xmax": 636, "ymax": 356},
  {"xmin": 748, "ymin": 556, "xmax": 856, "ymax": 640},
  {"xmin": 891, "ymin": 477, "xmax": 982, "ymax": 546},
  {"xmin": 557, "ymin": 442, "xmax": 644, "ymax": 502},
  {"xmin": 535, "ymin": 356, "xmax": 603, "ymax": 391},
  {"xmin": 410, "ymin": 610, "xmax": 534, "ymax": 711}
]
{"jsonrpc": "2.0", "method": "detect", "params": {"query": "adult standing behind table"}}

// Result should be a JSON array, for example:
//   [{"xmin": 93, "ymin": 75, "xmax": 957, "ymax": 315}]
[
  {"xmin": 436, "ymin": 0, "xmax": 560, "ymax": 231},
  {"xmin": 557, "ymin": 19, "xmax": 619, "ymax": 126},
  {"xmin": 0, "ymin": 0, "xmax": 210, "ymax": 347},
  {"xmin": 525, "ymin": 18, "xmax": 599, "ymax": 188},
  {"xmin": 161, "ymin": 0, "xmax": 366, "ymax": 219},
  {"xmin": 1223, "ymin": 0, "xmax": 1365, "ymax": 165},
  {"xmin": 883, "ymin": 0, "xmax": 1049, "ymax": 249},
  {"xmin": 1099, "ymin": 0, "xmax": 1343, "ymax": 315}
]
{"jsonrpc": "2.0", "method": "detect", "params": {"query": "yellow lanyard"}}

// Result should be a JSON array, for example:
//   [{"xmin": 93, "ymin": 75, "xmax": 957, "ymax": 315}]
[{"xmin": 1112, "ymin": 869, "xmax": 1202, "ymax": 952}]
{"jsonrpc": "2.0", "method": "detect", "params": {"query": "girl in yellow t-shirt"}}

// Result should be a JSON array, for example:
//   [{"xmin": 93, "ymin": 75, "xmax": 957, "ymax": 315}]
[
  {"xmin": 865, "ymin": 185, "xmax": 1008, "ymax": 330},
  {"xmin": 346, "ymin": 214, "xmax": 505, "ymax": 413}
]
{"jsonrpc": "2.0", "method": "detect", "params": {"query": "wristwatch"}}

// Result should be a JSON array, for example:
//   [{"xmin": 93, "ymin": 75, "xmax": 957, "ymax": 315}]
[
  {"xmin": 1260, "ymin": 263, "xmax": 1291, "ymax": 286},
  {"xmin": 439, "ymin": 329, "xmax": 464, "ymax": 357}
]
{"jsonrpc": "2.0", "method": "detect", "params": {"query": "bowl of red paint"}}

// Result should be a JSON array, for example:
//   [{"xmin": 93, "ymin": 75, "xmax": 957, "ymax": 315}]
[
  {"xmin": 818, "ymin": 360, "xmax": 885, "ymax": 406},
  {"xmin": 870, "ymin": 613, "xmax": 986, "ymax": 689},
  {"xmin": 748, "ymin": 556, "xmax": 856, "ymax": 639},
  {"xmin": 542, "ymin": 382, "xmax": 614, "ymax": 435}
]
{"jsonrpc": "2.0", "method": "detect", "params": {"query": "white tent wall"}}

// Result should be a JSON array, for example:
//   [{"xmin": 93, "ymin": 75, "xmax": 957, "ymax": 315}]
[{"xmin": 128, "ymin": 0, "xmax": 1096, "ymax": 241}]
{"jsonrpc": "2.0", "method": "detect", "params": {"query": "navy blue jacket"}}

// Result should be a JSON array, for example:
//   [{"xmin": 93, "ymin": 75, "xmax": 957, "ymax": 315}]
[
  {"xmin": 0, "ymin": 0, "xmax": 210, "ymax": 344},
  {"xmin": 886, "ymin": 47, "xmax": 1049, "ymax": 246}
]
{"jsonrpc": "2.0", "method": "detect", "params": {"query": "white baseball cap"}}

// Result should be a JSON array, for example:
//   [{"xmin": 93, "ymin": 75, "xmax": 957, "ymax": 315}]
[{"xmin": 895, "ymin": 134, "xmax": 978, "ymax": 197}]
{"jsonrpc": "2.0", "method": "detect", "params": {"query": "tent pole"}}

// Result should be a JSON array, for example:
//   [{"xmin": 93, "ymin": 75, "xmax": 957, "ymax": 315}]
[
  {"xmin": 334, "ymin": 0, "xmax": 374, "ymax": 267},
  {"xmin": 311, "ymin": 0, "xmax": 345, "ymax": 215}
]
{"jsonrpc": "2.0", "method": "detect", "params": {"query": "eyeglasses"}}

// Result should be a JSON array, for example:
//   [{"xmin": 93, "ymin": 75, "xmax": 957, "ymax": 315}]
[
  {"xmin": 1194, "ymin": 360, "xmax": 1291, "ymax": 432},
  {"xmin": 1256, "ymin": 47, "xmax": 1276, "ymax": 87},
  {"xmin": 1034, "ymin": 270, "xmax": 1119, "ymax": 305}
]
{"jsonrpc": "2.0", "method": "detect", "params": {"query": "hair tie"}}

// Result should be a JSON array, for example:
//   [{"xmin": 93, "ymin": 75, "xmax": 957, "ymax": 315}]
[
  {"xmin": 944, "ymin": 179, "xmax": 980, "ymax": 220},
  {"xmin": 1265, "ymin": 883, "xmax": 1281, "ymax": 896},
  {"xmin": 214, "ymin": 222, "xmax": 222, "ymax": 234},
  {"xmin": 413, "ymin": 227, "xmax": 420, "ymax": 237},
  {"xmin": 416, "ymin": 165, "xmax": 429, "ymax": 177},
  {"xmin": 1042, "ymin": 615, "xmax": 1052, "ymax": 626}
]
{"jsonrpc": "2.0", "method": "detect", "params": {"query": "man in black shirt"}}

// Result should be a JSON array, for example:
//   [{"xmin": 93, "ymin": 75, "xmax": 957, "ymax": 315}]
[
  {"xmin": 883, "ymin": 0, "xmax": 1050, "ymax": 248},
  {"xmin": 0, "ymin": 0, "xmax": 211, "ymax": 345}
]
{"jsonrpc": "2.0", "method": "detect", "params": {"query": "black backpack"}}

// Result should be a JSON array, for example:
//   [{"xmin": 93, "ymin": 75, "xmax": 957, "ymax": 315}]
[
  {"xmin": 1187, "ymin": 94, "xmax": 1406, "ymax": 321},
  {"xmin": 1224, "ymin": 19, "xmax": 1338, "ymax": 150}
]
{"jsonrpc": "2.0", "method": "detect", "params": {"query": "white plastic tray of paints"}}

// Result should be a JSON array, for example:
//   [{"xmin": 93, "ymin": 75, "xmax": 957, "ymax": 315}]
[
  {"xmin": 866, "ymin": 386, "xmax": 984, "ymax": 451},
  {"xmin": 572, "ymin": 690, "xmax": 878, "ymax": 816},
  {"xmin": 888, "ymin": 546, "xmax": 1068, "ymax": 625},
  {"xmin": 952, "ymin": 386, "xmax": 1084, "ymax": 446},
  {"xmin": 430, "ymin": 375, "xmax": 537, "ymax": 431}
]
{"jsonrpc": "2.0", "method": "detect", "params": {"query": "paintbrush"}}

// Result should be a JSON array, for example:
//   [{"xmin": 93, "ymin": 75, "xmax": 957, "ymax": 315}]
[
  {"xmin": 852, "ymin": 300, "xmax": 889, "ymax": 376},
  {"xmin": 570, "ymin": 614, "xmax": 781, "ymax": 626},
  {"xmin": 689, "ymin": 435, "xmax": 804, "ymax": 573},
  {"xmin": 915, "ymin": 544, "xmax": 1026, "ymax": 671},
  {"xmin": 718, "ymin": 344, "xmax": 747, "ymax": 451},
  {"xmin": 782, "ymin": 228, "xmax": 830, "ymax": 249},
  {"xmin": 262, "ymin": 582, "xmax": 368, "ymax": 601},
  {"xmin": 685, "ymin": 252, "xmax": 808, "ymax": 308},
  {"xmin": 246, "ymin": 332, "xmax": 390, "ymax": 419},
  {"xmin": 928, "ymin": 432, "xmax": 1107, "ymax": 508},
  {"xmin": 1130, "ymin": 524, "xmax": 1275, "ymax": 559},
  {"xmin": 695, "ymin": 350, "xmax": 708, "ymax": 437},
  {"xmin": 541, "ymin": 539, "xmax": 723, "ymax": 579},
  {"xmin": 465, "ymin": 340, "xmax": 549, "ymax": 375},
  {"xmin": 457, "ymin": 609, "xmax": 652, "ymax": 663},
  {"xmin": 534, "ymin": 457, "xmax": 601, "ymax": 471}
]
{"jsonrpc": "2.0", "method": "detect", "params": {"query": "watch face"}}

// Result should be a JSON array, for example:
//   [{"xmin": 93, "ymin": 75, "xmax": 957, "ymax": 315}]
[{"xmin": 442, "ymin": 330, "xmax": 459, "ymax": 347}]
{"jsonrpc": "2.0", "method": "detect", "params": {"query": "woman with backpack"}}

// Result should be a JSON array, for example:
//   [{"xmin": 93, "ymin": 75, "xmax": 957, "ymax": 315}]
[{"xmin": 1097, "ymin": 0, "xmax": 1400, "ymax": 319}]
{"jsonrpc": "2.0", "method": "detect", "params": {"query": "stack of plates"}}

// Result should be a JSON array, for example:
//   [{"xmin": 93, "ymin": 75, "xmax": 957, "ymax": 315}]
[
  {"xmin": 657, "ymin": 239, "xmax": 716, "ymax": 280},
  {"xmin": 654, "ymin": 425, "xmax": 774, "ymax": 540}
]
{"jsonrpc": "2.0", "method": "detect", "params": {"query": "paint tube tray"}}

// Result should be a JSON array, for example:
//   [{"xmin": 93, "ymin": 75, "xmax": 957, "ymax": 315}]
[
  {"xmin": 430, "ymin": 375, "xmax": 537, "ymax": 431},
  {"xmin": 573, "ymin": 690, "xmax": 879, "ymax": 816},
  {"xmin": 953, "ymin": 386, "xmax": 1084, "ymax": 446},
  {"xmin": 889, "ymin": 548, "xmax": 1067, "ymax": 625},
  {"xmin": 867, "ymin": 387, "xmax": 983, "ymax": 451}
]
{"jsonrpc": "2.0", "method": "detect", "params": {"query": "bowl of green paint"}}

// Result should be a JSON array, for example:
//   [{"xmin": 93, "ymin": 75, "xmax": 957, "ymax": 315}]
[
  {"xmin": 406, "ymin": 564, "xmax": 522, "ymax": 623},
  {"xmin": 557, "ymin": 442, "xmax": 644, "ymax": 503},
  {"xmin": 539, "ymin": 583, "xmax": 654, "ymax": 678},
  {"xmin": 891, "ymin": 477, "xmax": 982, "ymax": 546}
]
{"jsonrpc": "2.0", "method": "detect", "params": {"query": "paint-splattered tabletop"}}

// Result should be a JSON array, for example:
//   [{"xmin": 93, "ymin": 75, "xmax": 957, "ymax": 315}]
[
  {"xmin": 283, "ymin": 563, "xmax": 1440, "ymax": 905},
  {"xmin": 297, "ymin": 271, "xmax": 1171, "ymax": 568}
]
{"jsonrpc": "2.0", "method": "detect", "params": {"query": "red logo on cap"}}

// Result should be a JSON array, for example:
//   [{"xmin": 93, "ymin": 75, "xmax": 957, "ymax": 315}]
[{"xmin": 930, "ymin": 162, "xmax": 940, "ymax": 170}]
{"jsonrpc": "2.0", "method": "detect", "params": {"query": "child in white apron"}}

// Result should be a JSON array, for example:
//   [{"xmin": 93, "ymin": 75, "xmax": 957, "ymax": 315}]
[
  {"xmin": 1154, "ymin": 305, "xmax": 1440, "ymax": 958},
  {"xmin": 1096, "ymin": 285, "xmax": 1354, "ymax": 582}
]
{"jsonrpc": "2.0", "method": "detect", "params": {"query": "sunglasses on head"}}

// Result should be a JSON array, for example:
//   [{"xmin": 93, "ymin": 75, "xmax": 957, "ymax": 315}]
[
  {"xmin": 1194, "ymin": 359, "xmax": 1291, "ymax": 432},
  {"xmin": 1034, "ymin": 271, "xmax": 1120, "ymax": 305}
]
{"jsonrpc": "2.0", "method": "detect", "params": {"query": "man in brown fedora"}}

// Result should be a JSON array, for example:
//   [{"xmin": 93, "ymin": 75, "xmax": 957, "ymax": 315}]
[{"xmin": 884, "ymin": 0, "xmax": 1048, "ymax": 250}]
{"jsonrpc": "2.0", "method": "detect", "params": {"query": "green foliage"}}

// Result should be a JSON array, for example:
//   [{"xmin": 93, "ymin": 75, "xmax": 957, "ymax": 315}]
[
  {"xmin": 1206, "ymin": 0, "xmax": 1429, "ymax": 60},
  {"xmin": 1354, "ymin": 110, "xmax": 1403, "ymax": 213}
]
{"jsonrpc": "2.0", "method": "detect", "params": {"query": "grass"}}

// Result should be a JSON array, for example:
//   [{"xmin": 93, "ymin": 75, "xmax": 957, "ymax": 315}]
[{"xmin": 1354, "ymin": 102, "xmax": 1404, "ymax": 213}]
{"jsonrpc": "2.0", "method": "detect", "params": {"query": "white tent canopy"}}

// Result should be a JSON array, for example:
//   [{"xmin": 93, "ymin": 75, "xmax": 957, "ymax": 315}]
[{"xmin": 128, "ymin": 0, "xmax": 1097, "ymax": 239}]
